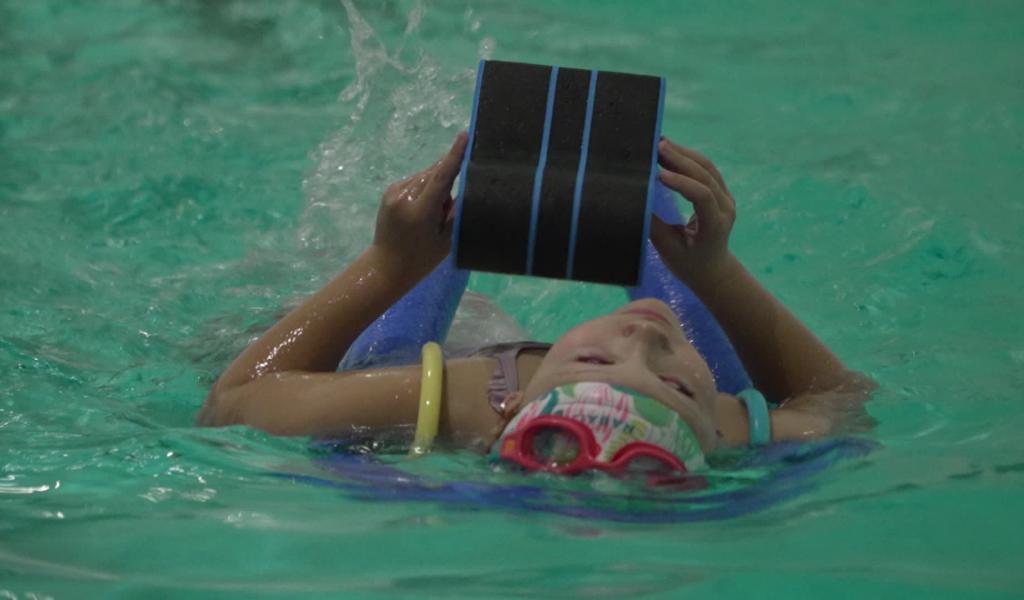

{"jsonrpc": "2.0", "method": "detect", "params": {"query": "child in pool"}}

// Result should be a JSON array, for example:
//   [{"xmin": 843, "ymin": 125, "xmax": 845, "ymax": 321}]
[{"xmin": 198, "ymin": 132, "xmax": 874, "ymax": 465}]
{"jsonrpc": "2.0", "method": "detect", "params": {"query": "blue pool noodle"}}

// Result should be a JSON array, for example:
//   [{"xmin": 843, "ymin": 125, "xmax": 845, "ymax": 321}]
[
  {"xmin": 340, "ymin": 255, "xmax": 469, "ymax": 370},
  {"xmin": 629, "ymin": 182, "xmax": 752, "ymax": 394},
  {"xmin": 343, "ymin": 182, "xmax": 751, "ymax": 395}
]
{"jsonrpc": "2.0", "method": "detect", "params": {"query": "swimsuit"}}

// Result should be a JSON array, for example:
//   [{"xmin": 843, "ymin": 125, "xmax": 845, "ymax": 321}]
[{"xmin": 468, "ymin": 341, "xmax": 552, "ymax": 414}]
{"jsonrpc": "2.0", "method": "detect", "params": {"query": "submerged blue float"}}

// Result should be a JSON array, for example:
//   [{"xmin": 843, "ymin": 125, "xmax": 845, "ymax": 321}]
[
  {"xmin": 341, "ymin": 180, "xmax": 751, "ymax": 393},
  {"xmin": 284, "ymin": 438, "xmax": 877, "ymax": 523},
  {"xmin": 340, "ymin": 254, "xmax": 469, "ymax": 370}
]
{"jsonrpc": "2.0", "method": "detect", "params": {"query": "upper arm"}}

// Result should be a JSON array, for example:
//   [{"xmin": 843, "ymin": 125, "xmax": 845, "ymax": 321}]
[{"xmin": 198, "ymin": 367, "xmax": 421, "ymax": 438}]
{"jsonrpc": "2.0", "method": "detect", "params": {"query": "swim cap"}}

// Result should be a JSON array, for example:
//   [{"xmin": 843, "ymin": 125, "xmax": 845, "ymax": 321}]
[{"xmin": 492, "ymin": 382, "xmax": 706, "ymax": 473}]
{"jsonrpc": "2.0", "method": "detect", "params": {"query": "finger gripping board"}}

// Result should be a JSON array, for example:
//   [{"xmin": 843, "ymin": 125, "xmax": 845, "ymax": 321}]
[{"xmin": 454, "ymin": 60, "xmax": 665, "ymax": 286}]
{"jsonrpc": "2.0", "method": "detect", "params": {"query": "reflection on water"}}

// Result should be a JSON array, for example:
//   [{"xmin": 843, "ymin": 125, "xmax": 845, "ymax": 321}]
[{"xmin": 2, "ymin": 0, "xmax": 1023, "ymax": 597}]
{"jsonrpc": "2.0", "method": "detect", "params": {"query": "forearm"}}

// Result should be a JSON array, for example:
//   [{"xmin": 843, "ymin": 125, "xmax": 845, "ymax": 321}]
[
  {"xmin": 690, "ymin": 254, "xmax": 858, "ymax": 403},
  {"xmin": 213, "ymin": 245, "xmax": 422, "ymax": 394}
]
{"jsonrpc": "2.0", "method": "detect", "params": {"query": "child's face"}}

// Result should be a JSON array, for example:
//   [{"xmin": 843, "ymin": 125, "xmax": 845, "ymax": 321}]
[{"xmin": 522, "ymin": 299, "xmax": 720, "ymax": 451}]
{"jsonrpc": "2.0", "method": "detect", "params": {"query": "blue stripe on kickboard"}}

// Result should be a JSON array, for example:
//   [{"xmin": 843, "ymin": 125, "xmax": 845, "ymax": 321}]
[
  {"xmin": 526, "ymin": 66, "xmax": 559, "ymax": 275},
  {"xmin": 565, "ymin": 69, "xmax": 597, "ymax": 280}
]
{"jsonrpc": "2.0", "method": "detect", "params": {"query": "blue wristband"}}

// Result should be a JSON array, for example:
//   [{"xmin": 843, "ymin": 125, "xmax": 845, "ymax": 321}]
[{"xmin": 737, "ymin": 388, "xmax": 771, "ymax": 445}]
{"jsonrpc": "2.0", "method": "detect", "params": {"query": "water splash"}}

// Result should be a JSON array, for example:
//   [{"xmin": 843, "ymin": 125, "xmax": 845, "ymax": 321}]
[{"xmin": 299, "ymin": 0, "xmax": 475, "ymax": 259}]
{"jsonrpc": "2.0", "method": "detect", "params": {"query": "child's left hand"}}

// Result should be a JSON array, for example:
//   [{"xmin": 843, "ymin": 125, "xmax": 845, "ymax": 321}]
[
  {"xmin": 649, "ymin": 138, "xmax": 737, "ymax": 290},
  {"xmin": 372, "ymin": 131, "xmax": 468, "ymax": 279}
]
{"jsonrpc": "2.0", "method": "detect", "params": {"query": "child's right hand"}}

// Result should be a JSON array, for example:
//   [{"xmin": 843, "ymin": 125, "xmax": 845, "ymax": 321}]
[
  {"xmin": 371, "ymin": 132, "xmax": 468, "ymax": 281},
  {"xmin": 649, "ymin": 138, "xmax": 738, "ymax": 289}
]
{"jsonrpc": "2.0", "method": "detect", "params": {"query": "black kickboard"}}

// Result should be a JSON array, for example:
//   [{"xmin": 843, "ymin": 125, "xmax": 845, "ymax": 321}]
[{"xmin": 454, "ymin": 60, "xmax": 665, "ymax": 286}]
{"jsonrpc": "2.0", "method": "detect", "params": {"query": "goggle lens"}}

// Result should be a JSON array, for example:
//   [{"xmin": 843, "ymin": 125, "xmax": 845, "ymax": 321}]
[{"xmin": 527, "ymin": 426, "xmax": 583, "ymax": 469}]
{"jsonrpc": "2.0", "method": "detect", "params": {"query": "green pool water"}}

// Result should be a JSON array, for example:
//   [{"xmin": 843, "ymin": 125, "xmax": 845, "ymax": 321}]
[{"xmin": 2, "ymin": 0, "xmax": 1022, "ymax": 597}]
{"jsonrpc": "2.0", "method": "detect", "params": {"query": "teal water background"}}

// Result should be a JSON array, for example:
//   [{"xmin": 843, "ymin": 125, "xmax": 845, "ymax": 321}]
[{"xmin": 2, "ymin": 0, "xmax": 1023, "ymax": 597}]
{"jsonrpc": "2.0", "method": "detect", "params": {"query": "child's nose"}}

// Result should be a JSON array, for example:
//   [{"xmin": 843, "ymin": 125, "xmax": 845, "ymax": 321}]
[{"xmin": 621, "ymin": 321, "xmax": 671, "ymax": 354}]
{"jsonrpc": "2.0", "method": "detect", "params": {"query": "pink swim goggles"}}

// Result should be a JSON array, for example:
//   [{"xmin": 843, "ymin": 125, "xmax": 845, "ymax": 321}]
[
  {"xmin": 492, "ymin": 382, "xmax": 706, "ymax": 479},
  {"xmin": 497, "ymin": 414, "xmax": 688, "ymax": 476}
]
